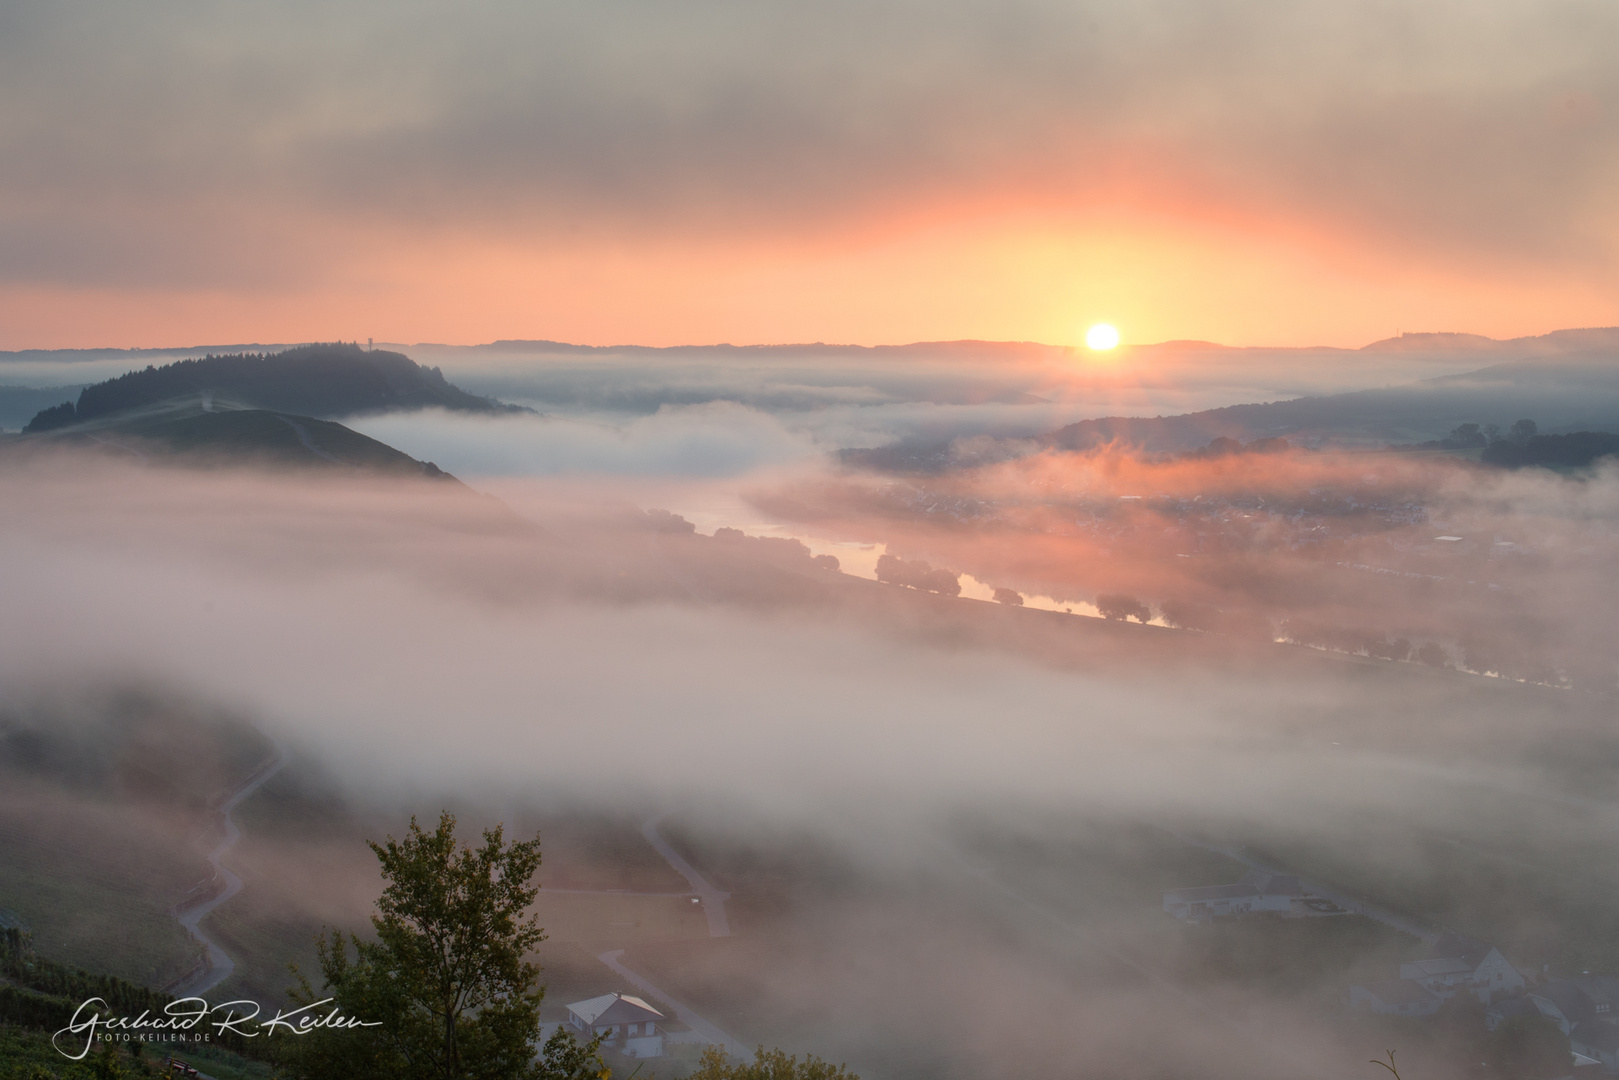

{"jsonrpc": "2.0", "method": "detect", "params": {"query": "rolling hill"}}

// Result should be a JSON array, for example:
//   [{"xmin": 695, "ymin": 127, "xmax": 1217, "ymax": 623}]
[{"xmin": 21, "ymin": 342, "xmax": 517, "ymax": 433}]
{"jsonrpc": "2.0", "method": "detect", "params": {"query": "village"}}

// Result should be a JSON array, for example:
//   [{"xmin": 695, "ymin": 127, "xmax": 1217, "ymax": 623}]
[{"xmin": 1164, "ymin": 869, "xmax": 1619, "ymax": 1072}]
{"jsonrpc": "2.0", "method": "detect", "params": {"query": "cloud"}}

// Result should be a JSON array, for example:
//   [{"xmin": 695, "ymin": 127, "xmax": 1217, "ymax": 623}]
[
  {"xmin": 1, "ymin": 0, "xmax": 1616, "ymax": 291},
  {"xmin": 0, "ymin": 454, "xmax": 1599, "ymax": 819},
  {"xmin": 347, "ymin": 403, "xmax": 816, "ymax": 477},
  {"xmin": 400, "ymin": 339, "xmax": 1524, "ymax": 458}
]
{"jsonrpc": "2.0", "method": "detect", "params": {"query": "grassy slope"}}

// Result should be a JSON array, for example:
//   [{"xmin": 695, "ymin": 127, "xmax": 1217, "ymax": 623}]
[
  {"xmin": 0, "ymin": 1024, "xmax": 273, "ymax": 1080},
  {"xmin": 5, "ymin": 398, "xmax": 460, "ymax": 480},
  {"xmin": 0, "ymin": 791, "xmax": 202, "ymax": 987},
  {"xmin": 102, "ymin": 406, "xmax": 453, "ymax": 478},
  {"xmin": 0, "ymin": 701, "xmax": 272, "ymax": 987},
  {"xmin": 123, "ymin": 409, "xmax": 447, "ymax": 476}
]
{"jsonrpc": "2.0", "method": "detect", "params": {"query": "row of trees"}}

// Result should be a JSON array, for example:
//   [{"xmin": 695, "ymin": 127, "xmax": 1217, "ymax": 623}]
[
  {"xmin": 1482, "ymin": 430, "xmax": 1619, "ymax": 468},
  {"xmin": 875, "ymin": 553, "xmax": 960, "ymax": 596},
  {"xmin": 1432, "ymin": 417, "xmax": 1619, "ymax": 468},
  {"xmin": 712, "ymin": 526, "xmax": 840, "ymax": 572},
  {"xmin": 1095, "ymin": 593, "xmax": 1152, "ymax": 622}
]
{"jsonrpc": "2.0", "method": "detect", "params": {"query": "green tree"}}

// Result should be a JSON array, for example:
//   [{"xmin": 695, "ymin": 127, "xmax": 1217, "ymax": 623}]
[
  {"xmin": 90, "ymin": 1042, "xmax": 126, "ymax": 1080},
  {"xmin": 689, "ymin": 1045, "xmax": 859, "ymax": 1080},
  {"xmin": 284, "ymin": 811, "xmax": 605, "ymax": 1080}
]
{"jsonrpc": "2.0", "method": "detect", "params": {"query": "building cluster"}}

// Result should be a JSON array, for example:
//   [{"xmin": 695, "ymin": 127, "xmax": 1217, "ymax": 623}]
[
  {"xmin": 1489, "ymin": 976, "xmax": 1619, "ymax": 1072},
  {"xmin": 1162, "ymin": 873, "xmax": 1619, "ymax": 1073},
  {"xmin": 1349, "ymin": 932, "xmax": 1619, "ymax": 1073},
  {"xmin": 1348, "ymin": 931, "xmax": 1524, "ymax": 1014}
]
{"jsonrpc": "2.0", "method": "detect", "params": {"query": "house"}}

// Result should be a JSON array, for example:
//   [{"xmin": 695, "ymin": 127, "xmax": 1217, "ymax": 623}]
[
  {"xmin": 1398, "ymin": 931, "xmax": 1525, "ymax": 1005},
  {"xmin": 1349, "ymin": 979, "xmax": 1443, "ymax": 1017},
  {"xmin": 1508, "ymin": 971, "xmax": 1619, "ymax": 1075},
  {"xmin": 1571, "ymin": 1021, "xmax": 1619, "ymax": 1074},
  {"xmin": 1162, "ymin": 870, "xmax": 1307, "ymax": 921},
  {"xmin": 566, "ymin": 993, "xmax": 666, "ymax": 1058},
  {"xmin": 1526, "ymin": 976, "xmax": 1619, "ymax": 1035},
  {"xmin": 1508, "ymin": 975, "xmax": 1619, "ymax": 1072}
]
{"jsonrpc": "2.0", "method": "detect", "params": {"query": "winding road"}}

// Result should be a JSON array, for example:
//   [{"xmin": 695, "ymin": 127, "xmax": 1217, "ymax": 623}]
[
  {"xmin": 558, "ymin": 813, "xmax": 748, "ymax": 1059},
  {"xmin": 171, "ymin": 743, "xmax": 290, "ymax": 997},
  {"xmin": 640, "ymin": 812, "xmax": 732, "ymax": 937}
]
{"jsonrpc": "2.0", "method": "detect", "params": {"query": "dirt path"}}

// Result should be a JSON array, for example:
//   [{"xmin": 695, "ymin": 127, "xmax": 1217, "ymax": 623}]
[{"xmin": 171, "ymin": 743, "xmax": 290, "ymax": 997}]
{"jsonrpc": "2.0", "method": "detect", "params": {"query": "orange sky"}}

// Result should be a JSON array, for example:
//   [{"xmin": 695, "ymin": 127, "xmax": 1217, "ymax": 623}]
[
  {"xmin": 4, "ymin": 206, "xmax": 1609, "ymax": 352},
  {"xmin": 1, "ymin": 2, "xmax": 1615, "ymax": 351}
]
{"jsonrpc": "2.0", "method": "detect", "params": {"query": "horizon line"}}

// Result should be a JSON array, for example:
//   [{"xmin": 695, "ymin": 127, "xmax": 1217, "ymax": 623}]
[{"xmin": 5, "ymin": 325, "xmax": 1619, "ymax": 361}]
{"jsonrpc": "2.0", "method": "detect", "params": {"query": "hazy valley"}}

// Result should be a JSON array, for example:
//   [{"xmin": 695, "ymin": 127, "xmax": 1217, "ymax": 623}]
[{"xmin": 2, "ymin": 335, "xmax": 1619, "ymax": 1078}]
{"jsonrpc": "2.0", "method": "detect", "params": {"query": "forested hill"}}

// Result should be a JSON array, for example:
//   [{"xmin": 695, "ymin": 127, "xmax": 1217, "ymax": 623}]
[
  {"xmin": 23, "ymin": 343, "xmax": 515, "ymax": 432},
  {"xmin": 1035, "ymin": 353, "xmax": 1619, "ymax": 455}
]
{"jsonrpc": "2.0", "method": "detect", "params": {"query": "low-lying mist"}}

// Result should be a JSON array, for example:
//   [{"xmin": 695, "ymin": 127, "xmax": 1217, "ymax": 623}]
[
  {"xmin": 0, "ymin": 452, "xmax": 1594, "ymax": 810},
  {"xmin": 3, "ymin": 449, "xmax": 1616, "ymax": 1078}
]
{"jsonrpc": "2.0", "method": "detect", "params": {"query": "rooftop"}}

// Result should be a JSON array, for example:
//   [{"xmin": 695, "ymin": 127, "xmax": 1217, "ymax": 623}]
[
  {"xmin": 567, "ymin": 993, "xmax": 665, "ymax": 1027},
  {"xmin": 1241, "ymin": 870, "xmax": 1305, "ymax": 897},
  {"xmin": 1404, "ymin": 957, "xmax": 1474, "ymax": 978}
]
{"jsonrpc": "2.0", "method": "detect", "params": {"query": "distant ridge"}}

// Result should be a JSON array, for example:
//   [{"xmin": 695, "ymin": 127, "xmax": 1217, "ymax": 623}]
[
  {"xmin": 9, "ymin": 327, "xmax": 1619, "ymax": 361},
  {"xmin": 471, "ymin": 338, "xmax": 1076, "ymax": 360},
  {"xmin": 0, "ymin": 343, "xmax": 293, "ymax": 364},
  {"xmin": 477, "ymin": 328, "xmax": 1619, "ymax": 356},
  {"xmin": 1361, "ymin": 332, "xmax": 1503, "ymax": 352},
  {"xmin": 1361, "ymin": 327, "xmax": 1619, "ymax": 353}
]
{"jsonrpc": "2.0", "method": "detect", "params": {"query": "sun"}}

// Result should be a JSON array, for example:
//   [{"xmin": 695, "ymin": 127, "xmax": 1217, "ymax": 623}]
[{"xmin": 1085, "ymin": 323, "xmax": 1120, "ymax": 350}]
